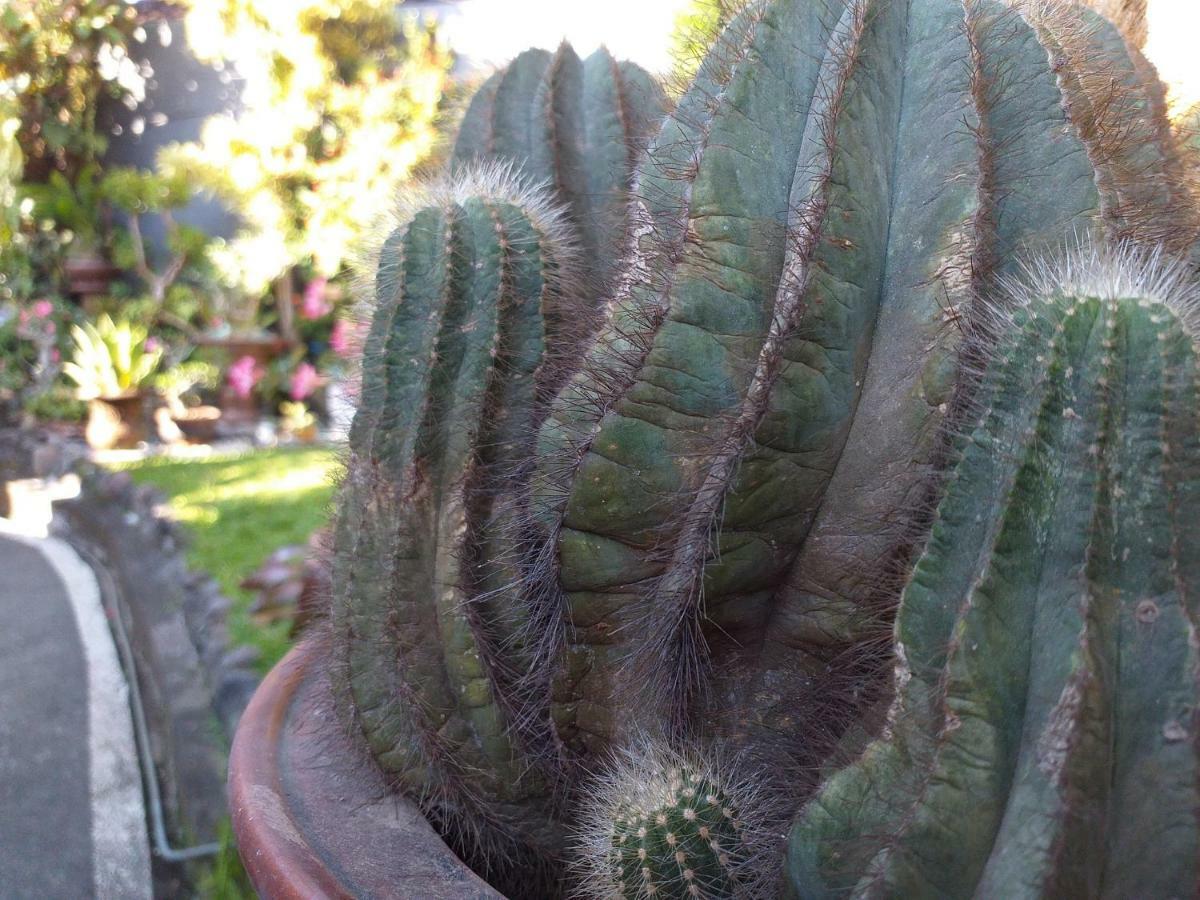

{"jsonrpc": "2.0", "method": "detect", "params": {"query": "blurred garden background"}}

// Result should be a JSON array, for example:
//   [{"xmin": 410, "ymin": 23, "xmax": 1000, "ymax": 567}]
[{"xmin": 1, "ymin": 0, "xmax": 708, "ymax": 680}]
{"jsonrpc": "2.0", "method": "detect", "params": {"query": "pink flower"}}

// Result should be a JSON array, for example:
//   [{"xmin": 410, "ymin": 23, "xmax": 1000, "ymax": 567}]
[
  {"xmin": 144, "ymin": 336, "xmax": 162, "ymax": 353},
  {"xmin": 329, "ymin": 318, "xmax": 350, "ymax": 356},
  {"xmin": 227, "ymin": 355, "xmax": 263, "ymax": 399},
  {"xmin": 32, "ymin": 299, "xmax": 54, "ymax": 318},
  {"xmin": 300, "ymin": 278, "xmax": 332, "ymax": 320},
  {"xmin": 289, "ymin": 362, "xmax": 320, "ymax": 401},
  {"xmin": 51, "ymin": 348, "xmax": 61, "ymax": 363}
]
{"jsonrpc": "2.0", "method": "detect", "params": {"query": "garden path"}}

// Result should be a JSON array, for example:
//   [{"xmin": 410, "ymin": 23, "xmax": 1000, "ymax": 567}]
[{"xmin": 0, "ymin": 529, "xmax": 151, "ymax": 899}]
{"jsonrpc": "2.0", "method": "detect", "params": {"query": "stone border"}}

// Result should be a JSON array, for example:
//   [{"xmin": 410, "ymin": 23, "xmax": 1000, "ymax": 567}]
[
  {"xmin": 55, "ymin": 462, "xmax": 262, "ymax": 738},
  {"xmin": 50, "ymin": 461, "xmax": 261, "ymax": 886}
]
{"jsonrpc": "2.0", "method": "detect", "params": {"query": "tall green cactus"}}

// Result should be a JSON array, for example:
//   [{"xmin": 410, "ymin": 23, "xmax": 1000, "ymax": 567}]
[
  {"xmin": 785, "ymin": 245, "xmax": 1200, "ymax": 898},
  {"xmin": 325, "ymin": 1, "xmax": 1200, "ymax": 894},
  {"xmin": 532, "ymin": 0, "xmax": 1198, "ymax": 756},
  {"xmin": 453, "ymin": 44, "xmax": 666, "ymax": 299},
  {"xmin": 330, "ymin": 163, "xmax": 582, "ymax": 870}
]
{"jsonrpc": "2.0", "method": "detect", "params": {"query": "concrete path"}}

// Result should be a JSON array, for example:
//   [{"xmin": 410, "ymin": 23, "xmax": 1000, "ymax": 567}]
[{"xmin": 0, "ymin": 528, "xmax": 151, "ymax": 900}]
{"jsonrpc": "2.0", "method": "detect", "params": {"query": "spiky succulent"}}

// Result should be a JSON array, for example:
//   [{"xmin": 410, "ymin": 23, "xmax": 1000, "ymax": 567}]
[
  {"xmin": 576, "ymin": 740, "xmax": 769, "ymax": 900},
  {"xmin": 322, "ymin": 2, "xmax": 1200, "ymax": 897},
  {"xmin": 785, "ymin": 243, "xmax": 1200, "ymax": 897}
]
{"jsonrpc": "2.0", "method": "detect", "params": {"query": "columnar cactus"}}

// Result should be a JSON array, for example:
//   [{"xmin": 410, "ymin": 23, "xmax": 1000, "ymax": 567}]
[
  {"xmin": 532, "ymin": 0, "xmax": 1199, "ymax": 757},
  {"xmin": 324, "ymin": 0, "xmax": 1200, "ymax": 895},
  {"xmin": 785, "ymin": 245, "xmax": 1200, "ymax": 898},
  {"xmin": 453, "ymin": 44, "xmax": 667, "ymax": 300},
  {"xmin": 330, "ymin": 164, "xmax": 581, "ymax": 866}
]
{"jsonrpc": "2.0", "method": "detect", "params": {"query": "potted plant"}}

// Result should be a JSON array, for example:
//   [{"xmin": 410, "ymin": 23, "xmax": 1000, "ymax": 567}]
[
  {"xmin": 20, "ymin": 165, "xmax": 121, "ymax": 301},
  {"xmin": 231, "ymin": 8, "xmax": 1200, "ymax": 897},
  {"xmin": 152, "ymin": 358, "xmax": 221, "ymax": 444},
  {"xmin": 63, "ymin": 313, "xmax": 161, "ymax": 449}
]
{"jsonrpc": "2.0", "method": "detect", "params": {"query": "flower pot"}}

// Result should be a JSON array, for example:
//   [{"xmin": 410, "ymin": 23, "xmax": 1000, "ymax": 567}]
[
  {"xmin": 64, "ymin": 252, "xmax": 122, "ymax": 302},
  {"xmin": 228, "ymin": 639, "xmax": 502, "ymax": 899},
  {"xmin": 85, "ymin": 393, "xmax": 147, "ymax": 450},
  {"xmin": 280, "ymin": 423, "xmax": 319, "ymax": 444},
  {"xmin": 197, "ymin": 335, "xmax": 294, "ymax": 429},
  {"xmin": 171, "ymin": 406, "xmax": 221, "ymax": 444}
]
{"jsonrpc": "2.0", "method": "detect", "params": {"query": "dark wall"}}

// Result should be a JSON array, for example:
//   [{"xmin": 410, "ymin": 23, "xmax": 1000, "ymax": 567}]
[{"xmin": 100, "ymin": 16, "xmax": 241, "ymax": 253}]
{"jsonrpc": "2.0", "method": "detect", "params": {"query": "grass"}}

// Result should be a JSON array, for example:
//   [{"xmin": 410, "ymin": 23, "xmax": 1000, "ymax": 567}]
[{"xmin": 113, "ymin": 446, "xmax": 340, "ymax": 672}]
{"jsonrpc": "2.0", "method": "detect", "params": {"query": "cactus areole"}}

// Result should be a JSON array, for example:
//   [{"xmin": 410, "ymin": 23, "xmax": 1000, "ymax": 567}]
[{"xmin": 226, "ymin": 1, "xmax": 1200, "ymax": 897}]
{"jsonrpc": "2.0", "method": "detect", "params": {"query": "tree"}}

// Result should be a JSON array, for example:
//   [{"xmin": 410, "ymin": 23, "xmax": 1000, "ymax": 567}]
[{"xmin": 162, "ymin": 0, "xmax": 452, "ymax": 320}]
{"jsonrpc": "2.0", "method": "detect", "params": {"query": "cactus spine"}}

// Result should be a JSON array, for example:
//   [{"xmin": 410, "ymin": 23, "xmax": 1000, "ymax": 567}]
[
  {"xmin": 535, "ymin": 0, "xmax": 1199, "ymax": 757},
  {"xmin": 577, "ymin": 741, "xmax": 768, "ymax": 900},
  {"xmin": 331, "ymin": 164, "xmax": 581, "ymax": 866},
  {"xmin": 325, "ymin": 3, "xmax": 1200, "ymax": 896},
  {"xmin": 785, "ymin": 245, "xmax": 1200, "ymax": 898},
  {"xmin": 453, "ymin": 44, "xmax": 666, "ymax": 301}
]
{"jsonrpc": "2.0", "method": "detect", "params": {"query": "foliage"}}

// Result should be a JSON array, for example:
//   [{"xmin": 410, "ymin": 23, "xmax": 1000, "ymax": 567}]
[
  {"xmin": 164, "ymin": 0, "xmax": 452, "ymax": 297},
  {"xmin": 115, "ymin": 447, "xmax": 338, "ymax": 672},
  {"xmin": 194, "ymin": 818, "xmax": 255, "ymax": 900},
  {"xmin": 63, "ymin": 313, "xmax": 162, "ymax": 399},
  {"xmin": 19, "ymin": 162, "xmax": 109, "ymax": 251},
  {"xmin": 0, "ymin": 296, "xmax": 74, "ymax": 420},
  {"xmin": 668, "ymin": 0, "xmax": 736, "ymax": 89},
  {"xmin": 22, "ymin": 383, "xmax": 88, "ymax": 422},
  {"xmin": 153, "ymin": 358, "xmax": 219, "ymax": 409},
  {"xmin": 102, "ymin": 163, "xmax": 225, "ymax": 335},
  {"xmin": 0, "ymin": 0, "xmax": 152, "ymax": 179}
]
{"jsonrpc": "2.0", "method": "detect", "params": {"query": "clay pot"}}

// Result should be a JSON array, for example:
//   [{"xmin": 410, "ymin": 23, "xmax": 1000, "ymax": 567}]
[
  {"xmin": 172, "ymin": 406, "xmax": 221, "ymax": 444},
  {"xmin": 64, "ymin": 252, "xmax": 122, "ymax": 302},
  {"xmin": 85, "ymin": 393, "xmax": 147, "ymax": 450},
  {"xmin": 228, "ymin": 639, "xmax": 501, "ymax": 898}
]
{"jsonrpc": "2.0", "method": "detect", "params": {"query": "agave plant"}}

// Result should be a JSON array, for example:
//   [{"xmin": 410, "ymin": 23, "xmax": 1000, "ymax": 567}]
[
  {"xmin": 294, "ymin": 2, "xmax": 1200, "ymax": 897},
  {"xmin": 63, "ymin": 314, "xmax": 163, "ymax": 400}
]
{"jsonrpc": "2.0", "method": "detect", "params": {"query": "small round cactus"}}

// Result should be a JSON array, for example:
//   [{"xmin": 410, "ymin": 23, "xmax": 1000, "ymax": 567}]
[{"xmin": 577, "ymin": 741, "xmax": 770, "ymax": 899}]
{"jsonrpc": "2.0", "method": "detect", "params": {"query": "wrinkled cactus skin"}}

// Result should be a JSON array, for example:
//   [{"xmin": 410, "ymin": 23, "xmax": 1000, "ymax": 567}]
[
  {"xmin": 329, "ymin": 167, "xmax": 582, "ymax": 864},
  {"xmin": 785, "ymin": 262, "xmax": 1200, "ymax": 898},
  {"xmin": 324, "ymin": 1, "xmax": 1200, "ymax": 895},
  {"xmin": 537, "ymin": 0, "xmax": 1197, "ymax": 755}
]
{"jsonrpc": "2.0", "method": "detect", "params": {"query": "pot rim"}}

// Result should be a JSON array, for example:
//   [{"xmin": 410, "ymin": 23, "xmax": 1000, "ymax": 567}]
[{"xmin": 228, "ymin": 638, "xmax": 503, "ymax": 899}]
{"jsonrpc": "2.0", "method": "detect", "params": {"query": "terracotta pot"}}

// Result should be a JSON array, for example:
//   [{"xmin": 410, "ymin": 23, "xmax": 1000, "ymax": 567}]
[
  {"xmin": 64, "ymin": 252, "xmax": 122, "ymax": 301},
  {"xmin": 171, "ymin": 406, "xmax": 221, "ymax": 444},
  {"xmin": 229, "ymin": 639, "xmax": 502, "ymax": 899},
  {"xmin": 281, "ymin": 423, "xmax": 319, "ymax": 444},
  {"xmin": 85, "ymin": 393, "xmax": 147, "ymax": 450}
]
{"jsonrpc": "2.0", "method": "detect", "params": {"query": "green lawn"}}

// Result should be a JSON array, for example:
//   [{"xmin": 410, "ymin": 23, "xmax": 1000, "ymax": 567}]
[{"xmin": 113, "ymin": 447, "xmax": 340, "ymax": 672}]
